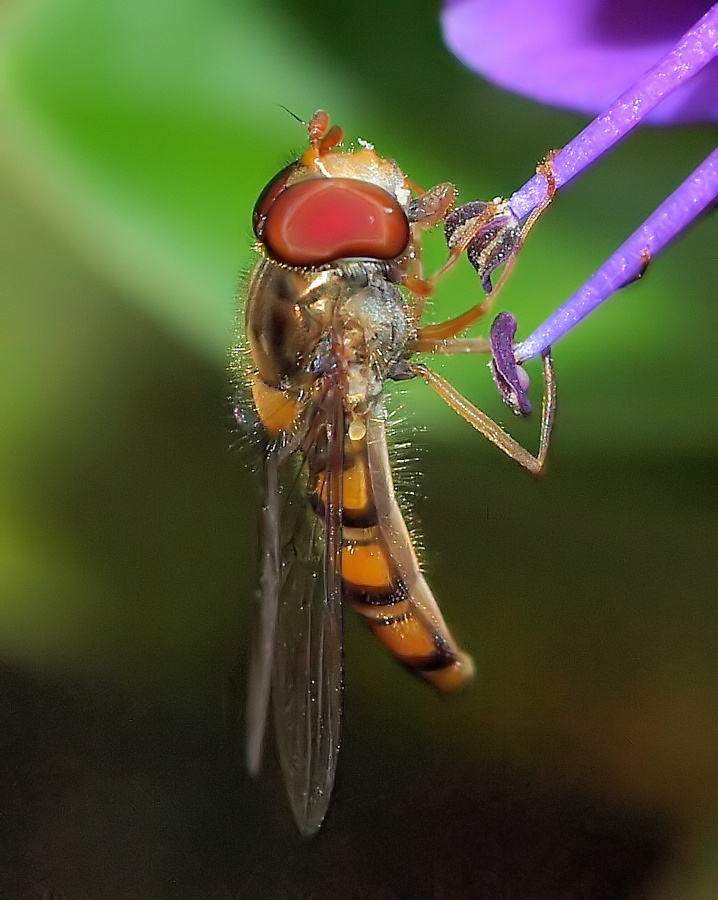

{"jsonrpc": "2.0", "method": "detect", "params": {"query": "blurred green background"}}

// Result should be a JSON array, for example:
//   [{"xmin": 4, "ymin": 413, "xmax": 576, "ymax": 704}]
[{"xmin": 1, "ymin": 0, "xmax": 717, "ymax": 897}]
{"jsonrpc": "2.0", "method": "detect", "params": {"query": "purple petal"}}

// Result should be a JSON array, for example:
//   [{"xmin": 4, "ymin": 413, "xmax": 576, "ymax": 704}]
[
  {"xmin": 505, "ymin": 4, "xmax": 718, "ymax": 219},
  {"xmin": 442, "ymin": 0, "xmax": 718, "ymax": 124},
  {"xmin": 490, "ymin": 312, "xmax": 533, "ymax": 415}
]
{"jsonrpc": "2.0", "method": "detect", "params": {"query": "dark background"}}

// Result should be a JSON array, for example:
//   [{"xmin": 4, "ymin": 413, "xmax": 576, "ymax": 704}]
[{"xmin": 1, "ymin": 0, "xmax": 716, "ymax": 897}]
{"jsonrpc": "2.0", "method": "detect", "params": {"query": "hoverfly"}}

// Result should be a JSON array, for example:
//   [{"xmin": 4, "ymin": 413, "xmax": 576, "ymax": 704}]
[{"xmin": 236, "ymin": 111, "xmax": 556, "ymax": 836}]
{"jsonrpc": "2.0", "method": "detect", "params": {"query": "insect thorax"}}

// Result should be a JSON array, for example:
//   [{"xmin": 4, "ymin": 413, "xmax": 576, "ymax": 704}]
[{"xmin": 246, "ymin": 258, "xmax": 413, "ymax": 416}]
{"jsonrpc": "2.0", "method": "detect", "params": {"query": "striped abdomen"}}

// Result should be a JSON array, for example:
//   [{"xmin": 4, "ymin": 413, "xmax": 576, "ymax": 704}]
[{"xmin": 312, "ymin": 419, "xmax": 473, "ymax": 693}]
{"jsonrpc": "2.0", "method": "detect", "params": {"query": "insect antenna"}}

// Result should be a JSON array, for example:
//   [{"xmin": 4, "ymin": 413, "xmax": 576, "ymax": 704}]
[{"xmin": 278, "ymin": 104, "xmax": 307, "ymax": 126}]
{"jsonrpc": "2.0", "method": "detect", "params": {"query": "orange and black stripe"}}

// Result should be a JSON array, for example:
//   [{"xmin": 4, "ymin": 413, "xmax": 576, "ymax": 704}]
[{"xmin": 311, "ymin": 431, "xmax": 470, "ymax": 693}]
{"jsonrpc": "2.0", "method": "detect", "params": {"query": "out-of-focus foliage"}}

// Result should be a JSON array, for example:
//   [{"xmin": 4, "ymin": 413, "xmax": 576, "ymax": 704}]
[
  {"xmin": 2, "ymin": 0, "xmax": 716, "ymax": 447},
  {"xmin": 0, "ymin": 0, "xmax": 716, "ymax": 897}
]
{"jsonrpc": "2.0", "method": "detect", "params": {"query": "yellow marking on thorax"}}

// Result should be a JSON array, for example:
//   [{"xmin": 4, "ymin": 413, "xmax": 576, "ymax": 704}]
[{"xmin": 250, "ymin": 375, "xmax": 299, "ymax": 435}]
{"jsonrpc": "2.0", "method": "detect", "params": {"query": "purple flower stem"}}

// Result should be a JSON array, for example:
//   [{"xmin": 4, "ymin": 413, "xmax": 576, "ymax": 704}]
[
  {"xmin": 508, "ymin": 4, "xmax": 718, "ymax": 222},
  {"xmin": 514, "ymin": 146, "xmax": 718, "ymax": 363}
]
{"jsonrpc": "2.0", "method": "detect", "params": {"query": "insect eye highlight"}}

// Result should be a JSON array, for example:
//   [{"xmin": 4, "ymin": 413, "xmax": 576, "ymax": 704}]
[{"xmin": 252, "ymin": 161, "xmax": 299, "ymax": 239}]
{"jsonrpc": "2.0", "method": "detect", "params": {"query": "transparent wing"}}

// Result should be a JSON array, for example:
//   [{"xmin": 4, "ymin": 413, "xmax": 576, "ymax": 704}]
[
  {"xmin": 245, "ymin": 448, "xmax": 280, "ymax": 777},
  {"xmin": 271, "ymin": 389, "xmax": 345, "ymax": 836}
]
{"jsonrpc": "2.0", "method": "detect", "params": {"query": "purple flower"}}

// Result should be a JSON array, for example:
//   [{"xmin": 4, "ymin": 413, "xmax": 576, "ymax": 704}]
[
  {"xmin": 513, "ymin": 148, "xmax": 718, "ymax": 364},
  {"xmin": 441, "ymin": 2, "xmax": 718, "ymax": 413},
  {"xmin": 442, "ymin": 0, "xmax": 718, "ymax": 125}
]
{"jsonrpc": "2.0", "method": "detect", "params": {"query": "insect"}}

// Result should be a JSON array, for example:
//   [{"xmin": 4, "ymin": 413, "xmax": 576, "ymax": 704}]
[{"xmin": 236, "ymin": 111, "xmax": 556, "ymax": 836}]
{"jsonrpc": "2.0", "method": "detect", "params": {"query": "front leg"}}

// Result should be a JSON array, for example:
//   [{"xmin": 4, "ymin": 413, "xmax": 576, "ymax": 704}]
[
  {"xmin": 413, "ymin": 155, "xmax": 560, "ymax": 344},
  {"xmin": 403, "ymin": 186, "xmax": 513, "ymax": 300},
  {"xmin": 401, "ymin": 182, "xmax": 458, "ymax": 316}
]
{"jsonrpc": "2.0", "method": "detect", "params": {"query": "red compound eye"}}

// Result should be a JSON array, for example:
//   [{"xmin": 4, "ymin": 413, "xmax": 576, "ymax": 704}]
[
  {"xmin": 261, "ymin": 177, "xmax": 410, "ymax": 267},
  {"xmin": 253, "ymin": 162, "xmax": 298, "ymax": 239}
]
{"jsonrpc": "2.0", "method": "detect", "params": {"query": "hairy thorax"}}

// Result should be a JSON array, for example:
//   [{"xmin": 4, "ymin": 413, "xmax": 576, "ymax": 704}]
[{"xmin": 245, "ymin": 258, "xmax": 414, "ymax": 423}]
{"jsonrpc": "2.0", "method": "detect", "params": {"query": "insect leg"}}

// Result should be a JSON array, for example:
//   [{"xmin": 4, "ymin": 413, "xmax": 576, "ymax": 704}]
[
  {"xmin": 402, "ymin": 182, "xmax": 459, "ymax": 322},
  {"xmin": 413, "ymin": 155, "xmax": 559, "ymax": 346},
  {"xmin": 411, "ymin": 351, "xmax": 556, "ymax": 474},
  {"xmin": 411, "ymin": 336, "xmax": 493, "ymax": 355}
]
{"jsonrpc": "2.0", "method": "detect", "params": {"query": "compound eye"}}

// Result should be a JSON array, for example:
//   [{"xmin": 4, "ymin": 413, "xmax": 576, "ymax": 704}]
[
  {"xmin": 252, "ymin": 162, "xmax": 299, "ymax": 239},
  {"xmin": 261, "ymin": 177, "xmax": 410, "ymax": 267}
]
